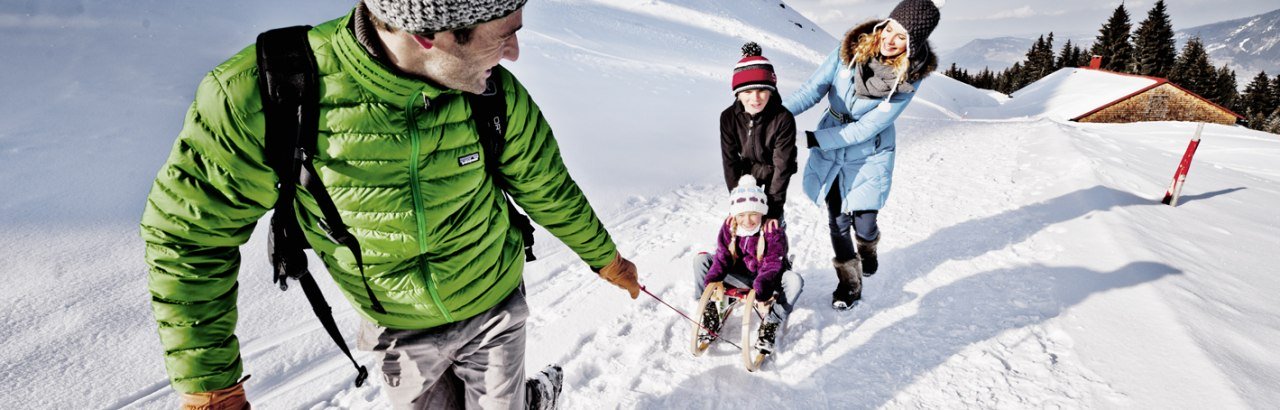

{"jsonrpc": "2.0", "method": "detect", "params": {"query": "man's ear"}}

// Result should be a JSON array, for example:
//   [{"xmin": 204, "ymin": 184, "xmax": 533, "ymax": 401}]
[{"xmin": 411, "ymin": 34, "xmax": 434, "ymax": 50}]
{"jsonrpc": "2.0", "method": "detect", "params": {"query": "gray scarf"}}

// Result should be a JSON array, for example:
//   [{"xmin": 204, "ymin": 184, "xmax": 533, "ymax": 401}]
[{"xmin": 854, "ymin": 58, "xmax": 914, "ymax": 98}]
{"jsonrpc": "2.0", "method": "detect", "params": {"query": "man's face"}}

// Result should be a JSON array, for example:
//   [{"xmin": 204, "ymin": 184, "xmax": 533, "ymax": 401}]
[
  {"xmin": 737, "ymin": 89, "xmax": 771, "ymax": 115},
  {"xmin": 414, "ymin": 8, "xmax": 523, "ymax": 93}
]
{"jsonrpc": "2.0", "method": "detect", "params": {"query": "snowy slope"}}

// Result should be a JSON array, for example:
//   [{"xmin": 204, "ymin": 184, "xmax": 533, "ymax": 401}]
[
  {"xmin": 904, "ymin": 73, "xmax": 1003, "ymax": 120},
  {"xmin": 3, "ymin": 1, "xmax": 1280, "ymax": 409}
]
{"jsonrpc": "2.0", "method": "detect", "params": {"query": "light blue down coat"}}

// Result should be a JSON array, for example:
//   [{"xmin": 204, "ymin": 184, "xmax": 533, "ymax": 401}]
[{"xmin": 783, "ymin": 20, "xmax": 937, "ymax": 212}]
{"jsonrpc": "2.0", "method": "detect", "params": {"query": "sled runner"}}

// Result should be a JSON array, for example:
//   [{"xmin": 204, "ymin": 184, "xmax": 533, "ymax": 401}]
[{"xmin": 690, "ymin": 283, "xmax": 777, "ymax": 371}]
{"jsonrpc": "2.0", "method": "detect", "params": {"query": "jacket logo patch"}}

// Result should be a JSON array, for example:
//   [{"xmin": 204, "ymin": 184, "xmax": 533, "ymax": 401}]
[{"xmin": 458, "ymin": 153, "xmax": 480, "ymax": 166}]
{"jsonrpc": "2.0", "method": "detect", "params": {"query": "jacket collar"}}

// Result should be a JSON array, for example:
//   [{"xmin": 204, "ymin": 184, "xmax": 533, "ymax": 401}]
[
  {"xmin": 731, "ymin": 93, "xmax": 785, "ymax": 120},
  {"xmin": 330, "ymin": 9, "xmax": 459, "ymax": 105}
]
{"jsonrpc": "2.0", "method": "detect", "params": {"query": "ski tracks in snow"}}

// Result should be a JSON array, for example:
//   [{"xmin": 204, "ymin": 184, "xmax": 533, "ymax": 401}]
[
  {"xmin": 510, "ymin": 118, "xmax": 1138, "ymax": 409},
  {"xmin": 291, "ymin": 119, "xmax": 1175, "ymax": 409}
]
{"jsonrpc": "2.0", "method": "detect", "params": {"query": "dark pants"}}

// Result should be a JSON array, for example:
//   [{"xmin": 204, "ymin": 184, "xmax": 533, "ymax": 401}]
[{"xmin": 825, "ymin": 177, "xmax": 879, "ymax": 262}]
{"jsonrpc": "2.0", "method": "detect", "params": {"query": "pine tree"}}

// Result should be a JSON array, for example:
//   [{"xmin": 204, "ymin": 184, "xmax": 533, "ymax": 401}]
[
  {"xmin": 1212, "ymin": 65, "xmax": 1238, "ymax": 111},
  {"xmin": 998, "ymin": 62, "xmax": 1023, "ymax": 94},
  {"xmin": 1057, "ymin": 39, "xmax": 1075, "ymax": 70},
  {"xmin": 1026, "ymin": 35, "xmax": 1046, "ymax": 75},
  {"xmin": 1248, "ymin": 112, "xmax": 1269, "ymax": 131},
  {"xmin": 1264, "ymin": 108, "xmax": 1280, "ymax": 134},
  {"xmin": 974, "ymin": 68, "xmax": 996, "ymax": 90},
  {"xmin": 1090, "ymin": 4, "xmax": 1134, "ymax": 72},
  {"xmin": 1169, "ymin": 37, "xmax": 1216, "ymax": 98},
  {"xmin": 1022, "ymin": 34, "xmax": 1057, "ymax": 81},
  {"xmin": 1239, "ymin": 71, "xmax": 1273, "ymax": 117},
  {"xmin": 945, "ymin": 63, "xmax": 962, "ymax": 79},
  {"xmin": 1270, "ymin": 74, "xmax": 1280, "ymax": 116},
  {"xmin": 1038, "ymin": 32, "xmax": 1057, "ymax": 75},
  {"xmin": 1075, "ymin": 44, "xmax": 1090, "ymax": 67},
  {"xmin": 1132, "ymin": 0, "xmax": 1177, "ymax": 77}
]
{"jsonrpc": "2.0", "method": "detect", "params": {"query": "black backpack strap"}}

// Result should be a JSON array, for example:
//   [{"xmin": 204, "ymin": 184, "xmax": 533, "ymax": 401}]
[
  {"xmin": 256, "ymin": 25, "xmax": 370, "ymax": 388},
  {"xmin": 466, "ymin": 71, "xmax": 538, "ymax": 262}
]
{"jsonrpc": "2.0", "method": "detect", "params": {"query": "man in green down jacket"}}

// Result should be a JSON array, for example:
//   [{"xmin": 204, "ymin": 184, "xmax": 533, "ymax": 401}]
[{"xmin": 141, "ymin": 1, "xmax": 640, "ymax": 408}]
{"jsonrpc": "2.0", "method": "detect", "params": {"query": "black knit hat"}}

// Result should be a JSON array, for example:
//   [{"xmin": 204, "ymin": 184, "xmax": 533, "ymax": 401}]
[{"xmin": 888, "ymin": 0, "xmax": 943, "ymax": 59}]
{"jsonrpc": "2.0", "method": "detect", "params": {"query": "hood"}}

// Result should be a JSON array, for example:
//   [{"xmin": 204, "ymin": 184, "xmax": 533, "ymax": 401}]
[{"xmin": 839, "ymin": 19, "xmax": 938, "ymax": 84}]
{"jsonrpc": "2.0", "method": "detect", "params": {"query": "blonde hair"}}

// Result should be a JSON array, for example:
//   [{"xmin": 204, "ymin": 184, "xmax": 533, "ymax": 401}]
[
  {"xmin": 851, "ymin": 26, "xmax": 910, "ymax": 83},
  {"xmin": 727, "ymin": 216, "xmax": 766, "ymax": 262}
]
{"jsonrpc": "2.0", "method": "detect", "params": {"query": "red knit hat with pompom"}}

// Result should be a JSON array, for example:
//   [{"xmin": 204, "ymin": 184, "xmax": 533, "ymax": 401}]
[{"xmin": 732, "ymin": 42, "xmax": 777, "ymax": 95}]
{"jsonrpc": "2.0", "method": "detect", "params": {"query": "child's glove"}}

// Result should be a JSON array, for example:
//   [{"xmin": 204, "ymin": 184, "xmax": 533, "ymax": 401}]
[
  {"xmin": 753, "ymin": 285, "xmax": 775, "ymax": 303},
  {"xmin": 597, "ymin": 254, "xmax": 640, "ymax": 299},
  {"xmin": 180, "ymin": 375, "xmax": 250, "ymax": 410}
]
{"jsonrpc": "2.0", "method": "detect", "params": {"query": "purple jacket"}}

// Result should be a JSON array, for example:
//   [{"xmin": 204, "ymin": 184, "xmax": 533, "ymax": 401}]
[{"xmin": 704, "ymin": 223, "xmax": 789, "ymax": 301}]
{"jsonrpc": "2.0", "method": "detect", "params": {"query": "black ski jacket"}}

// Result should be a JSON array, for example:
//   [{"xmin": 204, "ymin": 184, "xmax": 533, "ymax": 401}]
[{"xmin": 719, "ymin": 95, "xmax": 798, "ymax": 220}]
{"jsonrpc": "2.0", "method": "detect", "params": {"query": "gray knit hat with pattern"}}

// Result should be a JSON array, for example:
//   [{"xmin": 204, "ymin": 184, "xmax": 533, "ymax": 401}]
[
  {"xmin": 364, "ymin": 0, "xmax": 527, "ymax": 34},
  {"xmin": 887, "ymin": 0, "xmax": 943, "ymax": 59}
]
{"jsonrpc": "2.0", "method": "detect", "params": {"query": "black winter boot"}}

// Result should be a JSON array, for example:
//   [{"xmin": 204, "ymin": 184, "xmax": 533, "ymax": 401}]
[
  {"xmin": 857, "ymin": 236, "xmax": 879, "ymax": 277},
  {"xmin": 698, "ymin": 300, "xmax": 722, "ymax": 341},
  {"xmin": 755, "ymin": 321, "xmax": 779, "ymax": 354},
  {"xmin": 831, "ymin": 257, "xmax": 863, "ymax": 310},
  {"xmin": 526, "ymin": 364, "xmax": 563, "ymax": 410}
]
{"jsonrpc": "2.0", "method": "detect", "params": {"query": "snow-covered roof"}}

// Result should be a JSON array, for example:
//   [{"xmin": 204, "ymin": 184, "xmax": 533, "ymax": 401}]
[{"xmin": 1003, "ymin": 68, "xmax": 1159, "ymax": 121}]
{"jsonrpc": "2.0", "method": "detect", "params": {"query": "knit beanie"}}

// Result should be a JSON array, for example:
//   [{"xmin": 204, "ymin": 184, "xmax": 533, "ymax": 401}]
[
  {"xmin": 731, "ymin": 42, "xmax": 777, "ymax": 95},
  {"xmin": 364, "ymin": 0, "xmax": 527, "ymax": 34},
  {"xmin": 887, "ymin": 0, "xmax": 943, "ymax": 59},
  {"xmin": 728, "ymin": 175, "xmax": 769, "ymax": 216}
]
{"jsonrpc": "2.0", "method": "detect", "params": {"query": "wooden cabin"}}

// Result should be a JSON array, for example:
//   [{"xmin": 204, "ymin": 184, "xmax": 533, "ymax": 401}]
[{"xmin": 1071, "ymin": 58, "xmax": 1243, "ymax": 125}]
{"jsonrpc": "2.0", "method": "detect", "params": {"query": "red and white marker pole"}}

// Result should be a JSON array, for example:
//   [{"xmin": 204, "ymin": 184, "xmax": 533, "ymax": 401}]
[{"xmin": 1161, "ymin": 123, "xmax": 1204, "ymax": 206}]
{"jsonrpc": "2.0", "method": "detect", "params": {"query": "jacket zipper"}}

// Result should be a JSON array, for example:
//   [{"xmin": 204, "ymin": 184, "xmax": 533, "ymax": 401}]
[{"xmin": 407, "ymin": 94, "xmax": 454, "ymax": 322}]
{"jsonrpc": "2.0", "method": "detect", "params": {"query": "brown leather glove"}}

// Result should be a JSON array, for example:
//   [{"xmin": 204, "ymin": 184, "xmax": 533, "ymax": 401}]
[
  {"xmin": 597, "ymin": 254, "xmax": 640, "ymax": 299},
  {"xmin": 180, "ymin": 376, "xmax": 250, "ymax": 410}
]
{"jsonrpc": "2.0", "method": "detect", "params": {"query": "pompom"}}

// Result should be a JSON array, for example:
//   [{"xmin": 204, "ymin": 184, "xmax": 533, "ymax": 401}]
[
  {"xmin": 737, "ymin": 174, "xmax": 758, "ymax": 187},
  {"xmin": 741, "ymin": 42, "xmax": 762, "ymax": 58},
  {"xmin": 933, "ymin": 0, "xmax": 945, "ymax": 8}
]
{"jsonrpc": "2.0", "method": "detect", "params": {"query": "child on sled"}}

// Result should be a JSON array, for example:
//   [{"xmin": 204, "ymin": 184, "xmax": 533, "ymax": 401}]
[{"xmin": 692, "ymin": 175, "xmax": 804, "ymax": 352}]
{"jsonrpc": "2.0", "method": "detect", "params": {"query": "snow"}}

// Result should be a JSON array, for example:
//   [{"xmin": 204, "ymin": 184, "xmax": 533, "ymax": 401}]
[
  {"xmin": 966, "ymin": 68, "xmax": 1159, "ymax": 121},
  {"xmin": 3, "ymin": 0, "xmax": 1279, "ymax": 408}
]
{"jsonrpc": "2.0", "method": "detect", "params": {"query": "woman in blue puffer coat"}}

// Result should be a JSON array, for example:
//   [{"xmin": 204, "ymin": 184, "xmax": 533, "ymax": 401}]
[{"xmin": 784, "ymin": 0, "xmax": 942, "ymax": 310}]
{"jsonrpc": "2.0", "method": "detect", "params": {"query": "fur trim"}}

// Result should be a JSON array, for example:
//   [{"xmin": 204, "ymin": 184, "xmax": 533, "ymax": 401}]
[{"xmin": 839, "ymin": 19, "xmax": 937, "ymax": 84}]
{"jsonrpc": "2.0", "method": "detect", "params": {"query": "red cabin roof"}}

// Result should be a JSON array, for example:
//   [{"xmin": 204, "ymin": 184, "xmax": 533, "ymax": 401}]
[{"xmin": 1070, "ymin": 68, "xmax": 1244, "ymax": 121}]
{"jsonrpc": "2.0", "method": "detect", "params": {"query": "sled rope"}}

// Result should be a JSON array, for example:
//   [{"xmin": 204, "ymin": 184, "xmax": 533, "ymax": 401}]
[{"xmin": 640, "ymin": 285, "xmax": 742, "ymax": 350}]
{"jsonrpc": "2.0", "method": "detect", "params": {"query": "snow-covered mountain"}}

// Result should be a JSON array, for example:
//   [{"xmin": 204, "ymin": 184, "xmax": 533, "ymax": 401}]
[
  {"xmin": 940, "ymin": 36, "xmax": 1033, "ymax": 72},
  {"xmin": 1177, "ymin": 8, "xmax": 1280, "ymax": 79},
  {"xmin": 941, "ymin": 34, "xmax": 1095, "ymax": 73},
  {"xmin": 4, "ymin": 0, "xmax": 1280, "ymax": 409}
]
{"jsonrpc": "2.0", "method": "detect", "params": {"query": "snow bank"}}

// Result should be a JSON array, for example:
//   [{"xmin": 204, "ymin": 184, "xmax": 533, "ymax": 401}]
[{"xmin": 905, "ymin": 72, "xmax": 1003, "ymax": 119}]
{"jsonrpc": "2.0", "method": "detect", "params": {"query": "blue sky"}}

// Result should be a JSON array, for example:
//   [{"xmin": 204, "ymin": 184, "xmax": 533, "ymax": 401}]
[{"xmin": 784, "ymin": 0, "xmax": 1280, "ymax": 50}]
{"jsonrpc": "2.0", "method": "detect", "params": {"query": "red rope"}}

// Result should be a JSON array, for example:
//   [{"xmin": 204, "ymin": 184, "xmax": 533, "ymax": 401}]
[{"xmin": 640, "ymin": 285, "xmax": 742, "ymax": 351}]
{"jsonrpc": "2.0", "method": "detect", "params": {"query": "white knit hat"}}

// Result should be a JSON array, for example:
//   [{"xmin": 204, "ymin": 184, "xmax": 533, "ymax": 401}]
[{"xmin": 728, "ymin": 175, "xmax": 769, "ymax": 216}]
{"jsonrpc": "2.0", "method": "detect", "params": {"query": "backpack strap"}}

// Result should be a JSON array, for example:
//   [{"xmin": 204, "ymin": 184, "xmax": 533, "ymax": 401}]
[
  {"xmin": 256, "ymin": 25, "xmax": 370, "ymax": 388},
  {"xmin": 466, "ymin": 72, "xmax": 538, "ymax": 262}
]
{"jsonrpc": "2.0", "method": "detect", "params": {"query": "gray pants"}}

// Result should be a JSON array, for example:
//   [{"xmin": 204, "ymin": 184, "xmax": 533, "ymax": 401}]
[
  {"xmin": 357, "ymin": 288, "xmax": 529, "ymax": 410},
  {"xmin": 692, "ymin": 253, "xmax": 803, "ymax": 324}
]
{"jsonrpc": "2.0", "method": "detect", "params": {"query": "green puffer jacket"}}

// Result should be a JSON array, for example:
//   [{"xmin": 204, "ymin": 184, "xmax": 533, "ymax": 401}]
[{"xmin": 141, "ymin": 13, "xmax": 617, "ymax": 394}]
